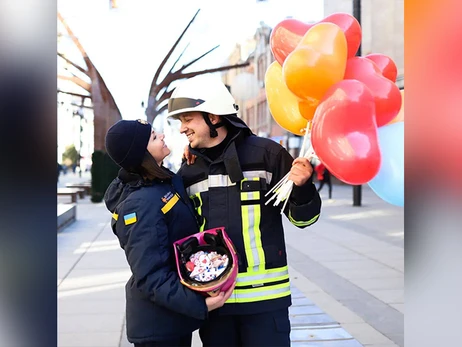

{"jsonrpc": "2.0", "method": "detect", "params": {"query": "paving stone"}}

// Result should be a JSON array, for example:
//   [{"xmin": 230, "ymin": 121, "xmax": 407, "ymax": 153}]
[
  {"xmin": 292, "ymin": 297, "xmax": 315, "ymax": 306},
  {"xmin": 291, "ymin": 340, "xmax": 363, "ymax": 347},
  {"xmin": 290, "ymin": 305, "xmax": 325, "ymax": 315},
  {"xmin": 290, "ymin": 314, "xmax": 338, "ymax": 326},
  {"xmin": 290, "ymin": 327, "xmax": 353, "ymax": 342}
]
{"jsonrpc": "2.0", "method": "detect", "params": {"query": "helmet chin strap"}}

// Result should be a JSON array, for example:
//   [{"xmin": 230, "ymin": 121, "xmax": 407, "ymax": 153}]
[{"xmin": 201, "ymin": 112, "xmax": 224, "ymax": 138}]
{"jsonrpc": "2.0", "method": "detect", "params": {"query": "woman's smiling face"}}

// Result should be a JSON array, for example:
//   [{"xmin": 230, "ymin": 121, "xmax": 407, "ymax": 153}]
[{"xmin": 147, "ymin": 131, "xmax": 170, "ymax": 165}]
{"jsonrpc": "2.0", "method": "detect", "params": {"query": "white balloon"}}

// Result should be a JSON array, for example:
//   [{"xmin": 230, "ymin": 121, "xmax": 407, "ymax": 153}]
[{"xmin": 230, "ymin": 72, "xmax": 260, "ymax": 101}]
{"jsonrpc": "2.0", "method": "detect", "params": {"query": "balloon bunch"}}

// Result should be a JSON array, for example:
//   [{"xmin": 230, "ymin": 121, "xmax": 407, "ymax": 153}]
[{"xmin": 265, "ymin": 13, "xmax": 404, "ymax": 208}]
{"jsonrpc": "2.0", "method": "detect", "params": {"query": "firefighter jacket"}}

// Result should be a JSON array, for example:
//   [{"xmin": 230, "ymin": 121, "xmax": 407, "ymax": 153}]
[
  {"xmin": 104, "ymin": 169, "xmax": 208, "ymax": 343},
  {"xmin": 178, "ymin": 128, "xmax": 322, "ymax": 315}
]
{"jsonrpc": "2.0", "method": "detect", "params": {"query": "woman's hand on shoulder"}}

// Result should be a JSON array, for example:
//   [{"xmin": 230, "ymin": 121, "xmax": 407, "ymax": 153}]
[{"xmin": 183, "ymin": 145, "xmax": 197, "ymax": 165}]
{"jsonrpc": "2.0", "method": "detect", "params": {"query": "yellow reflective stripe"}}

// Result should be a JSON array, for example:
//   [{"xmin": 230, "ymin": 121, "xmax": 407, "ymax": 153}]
[
  {"xmin": 227, "ymin": 282, "xmax": 291, "ymax": 303},
  {"xmin": 241, "ymin": 205, "xmax": 254, "ymax": 267},
  {"xmin": 237, "ymin": 273, "xmax": 289, "ymax": 287},
  {"xmin": 253, "ymin": 204, "xmax": 265, "ymax": 272},
  {"xmin": 236, "ymin": 266, "xmax": 289, "ymax": 286},
  {"xmin": 237, "ymin": 265, "xmax": 288, "ymax": 277},
  {"xmin": 234, "ymin": 282, "xmax": 289, "ymax": 294},
  {"xmin": 112, "ymin": 213, "xmax": 118, "ymax": 221},
  {"xmin": 191, "ymin": 193, "xmax": 206, "ymax": 232},
  {"xmin": 240, "ymin": 177, "xmax": 265, "ymax": 272},
  {"xmin": 289, "ymin": 211, "xmax": 320, "ymax": 227},
  {"xmin": 161, "ymin": 194, "xmax": 179, "ymax": 214},
  {"xmin": 240, "ymin": 191, "xmax": 260, "ymax": 200}
]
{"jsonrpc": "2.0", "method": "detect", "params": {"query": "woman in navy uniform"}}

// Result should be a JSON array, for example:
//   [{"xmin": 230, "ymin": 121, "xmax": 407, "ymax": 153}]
[{"xmin": 104, "ymin": 119, "xmax": 234, "ymax": 347}]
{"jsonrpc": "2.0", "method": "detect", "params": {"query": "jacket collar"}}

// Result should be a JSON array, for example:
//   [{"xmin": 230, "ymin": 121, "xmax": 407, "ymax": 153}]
[{"xmin": 189, "ymin": 129, "xmax": 248, "ymax": 183}]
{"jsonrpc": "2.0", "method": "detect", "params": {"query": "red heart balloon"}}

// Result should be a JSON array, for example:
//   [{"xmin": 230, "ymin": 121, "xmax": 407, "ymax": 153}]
[
  {"xmin": 344, "ymin": 57, "xmax": 402, "ymax": 127},
  {"xmin": 323, "ymin": 13, "xmax": 362, "ymax": 58},
  {"xmin": 270, "ymin": 13, "xmax": 362, "ymax": 65},
  {"xmin": 270, "ymin": 19, "xmax": 313, "ymax": 67},
  {"xmin": 365, "ymin": 53, "xmax": 398, "ymax": 82},
  {"xmin": 311, "ymin": 79, "xmax": 381, "ymax": 185}
]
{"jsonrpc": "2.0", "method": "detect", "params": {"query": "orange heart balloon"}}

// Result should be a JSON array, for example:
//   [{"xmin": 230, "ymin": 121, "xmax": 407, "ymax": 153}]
[
  {"xmin": 298, "ymin": 98, "xmax": 319, "ymax": 122},
  {"xmin": 265, "ymin": 61, "xmax": 309, "ymax": 136},
  {"xmin": 283, "ymin": 22, "xmax": 348, "ymax": 101}
]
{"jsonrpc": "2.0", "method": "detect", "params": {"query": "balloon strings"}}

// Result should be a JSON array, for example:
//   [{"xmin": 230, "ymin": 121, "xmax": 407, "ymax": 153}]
[{"xmin": 265, "ymin": 121, "xmax": 318, "ymax": 214}]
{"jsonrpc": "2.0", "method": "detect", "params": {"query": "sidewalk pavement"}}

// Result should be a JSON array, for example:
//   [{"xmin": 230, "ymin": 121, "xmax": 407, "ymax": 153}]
[{"xmin": 58, "ymin": 183, "xmax": 403, "ymax": 347}]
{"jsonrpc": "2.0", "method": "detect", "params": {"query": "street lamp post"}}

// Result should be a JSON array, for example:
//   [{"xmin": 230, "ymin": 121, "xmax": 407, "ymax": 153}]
[
  {"xmin": 352, "ymin": 0, "xmax": 362, "ymax": 207},
  {"xmin": 73, "ymin": 106, "xmax": 84, "ymax": 178}
]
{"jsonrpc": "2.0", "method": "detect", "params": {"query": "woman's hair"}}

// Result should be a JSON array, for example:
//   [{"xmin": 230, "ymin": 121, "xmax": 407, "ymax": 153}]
[{"xmin": 137, "ymin": 151, "xmax": 173, "ymax": 181}]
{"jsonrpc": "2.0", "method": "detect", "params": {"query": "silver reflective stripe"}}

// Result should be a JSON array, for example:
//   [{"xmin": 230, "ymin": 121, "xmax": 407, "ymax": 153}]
[
  {"xmin": 187, "ymin": 179, "xmax": 208, "ymax": 196},
  {"xmin": 232, "ymin": 285, "xmax": 289, "ymax": 299},
  {"xmin": 243, "ymin": 170, "xmax": 273, "ymax": 184},
  {"xmin": 237, "ymin": 268, "xmax": 289, "ymax": 283},
  {"xmin": 209, "ymin": 174, "xmax": 235, "ymax": 188},
  {"xmin": 241, "ymin": 192, "xmax": 260, "ymax": 201},
  {"xmin": 187, "ymin": 170, "xmax": 272, "ymax": 195}
]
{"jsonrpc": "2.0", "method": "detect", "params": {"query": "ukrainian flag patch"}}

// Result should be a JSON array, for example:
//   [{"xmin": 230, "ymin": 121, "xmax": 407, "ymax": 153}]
[{"xmin": 124, "ymin": 212, "xmax": 137, "ymax": 225}]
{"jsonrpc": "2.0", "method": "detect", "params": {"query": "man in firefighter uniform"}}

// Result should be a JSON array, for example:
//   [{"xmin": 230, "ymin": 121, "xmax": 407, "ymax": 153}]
[{"xmin": 167, "ymin": 76, "xmax": 322, "ymax": 346}]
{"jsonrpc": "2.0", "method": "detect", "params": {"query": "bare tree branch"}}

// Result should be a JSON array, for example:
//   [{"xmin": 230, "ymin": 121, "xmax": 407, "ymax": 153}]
[
  {"xmin": 58, "ymin": 53, "xmax": 90, "ymax": 76},
  {"xmin": 149, "ymin": 9, "xmax": 200, "ymax": 95},
  {"xmin": 146, "ymin": 61, "xmax": 249, "ymax": 122},
  {"xmin": 57, "ymin": 89, "xmax": 91, "ymax": 99},
  {"xmin": 158, "ymin": 104, "xmax": 168, "ymax": 115},
  {"xmin": 165, "ymin": 42, "xmax": 190, "ymax": 77},
  {"xmin": 179, "ymin": 45, "xmax": 219, "ymax": 72},
  {"xmin": 57, "ymin": 12, "xmax": 92, "ymax": 69},
  {"xmin": 58, "ymin": 12, "xmax": 122, "ymax": 151},
  {"xmin": 58, "ymin": 75, "xmax": 91, "ymax": 92}
]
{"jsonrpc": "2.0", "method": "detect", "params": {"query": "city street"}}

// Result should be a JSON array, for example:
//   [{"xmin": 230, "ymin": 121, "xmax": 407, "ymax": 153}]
[{"xmin": 58, "ymin": 179, "xmax": 403, "ymax": 347}]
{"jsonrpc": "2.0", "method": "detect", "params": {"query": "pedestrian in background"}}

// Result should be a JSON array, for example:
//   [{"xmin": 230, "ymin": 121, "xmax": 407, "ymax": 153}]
[{"xmin": 315, "ymin": 162, "xmax": 332, "ymax": 199}]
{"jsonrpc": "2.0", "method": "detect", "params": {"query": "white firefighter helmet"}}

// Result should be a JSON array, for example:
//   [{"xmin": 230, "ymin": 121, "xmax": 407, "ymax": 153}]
[{"xmin": 167, "ymin": 76, "xmax": 239, "ymax": 119}]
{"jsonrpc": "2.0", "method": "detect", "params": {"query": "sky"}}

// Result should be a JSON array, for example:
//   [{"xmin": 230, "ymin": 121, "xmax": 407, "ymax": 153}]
[{"xmin": 58, "ymin": 0, "xmax": 325, "ymax": 120}]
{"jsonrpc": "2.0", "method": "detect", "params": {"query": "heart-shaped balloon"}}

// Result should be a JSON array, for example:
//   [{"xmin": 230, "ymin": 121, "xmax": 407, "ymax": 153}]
[
  {"xmin": 365, "ymin": 53, "xmax": 398, "ymax": 82},
  {"xmin": 368, "ymin": 122, "xmax": 404, "ymax": 206},
  {"xmin": 387, "ymin": 89, "xmax": 404, "ymax": 125},
  {"xmin": 265, "ymin": 61, "xmax": 309, "ymax": 136},
  {"xmin": 298, "ymin": 97, "xmax": 319, "ymax": 121},
  {"xmin": 344, "ymin": 57, "xmax": 402, "ymax": 127},
  {"xmin": 323, "ymin": 13, "xmax": 362, "ymax": 58},
  {"xmin": 283, "ymin": 22, "xmax": 347, "ymax": 101},
  {"xmin": 270, "ymin": 13, "xmax": 361, "ymax": 66},
  {"xmin": 311, "ymin": 79, "xmax": 381, "ymax": 185},
  {"xmin": 270, "ymin": 19, "xmax": 313, "ymax": 68}
]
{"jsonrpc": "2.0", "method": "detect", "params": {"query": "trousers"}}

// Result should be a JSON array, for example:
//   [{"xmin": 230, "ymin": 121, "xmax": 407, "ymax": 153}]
[
  {"xmin": 199, "ymin": 308, "xmax": 290, "ymax": 347},
  {"xmin": 134, "ymin": 334, "xmax": 192, "ymax": 347}
]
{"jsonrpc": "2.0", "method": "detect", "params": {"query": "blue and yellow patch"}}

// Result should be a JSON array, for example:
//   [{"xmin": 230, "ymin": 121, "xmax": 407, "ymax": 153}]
[{"xmin": 124, "ymin": 212, "xmax": 137, "ymax": 225}]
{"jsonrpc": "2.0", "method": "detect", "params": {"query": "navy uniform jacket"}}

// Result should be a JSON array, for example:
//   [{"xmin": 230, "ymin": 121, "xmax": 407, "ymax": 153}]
[
  {"xmin": 104, "ymin": 169, "xmax": 207, "ymax": 343},
  {"xmin": 178, "ymin": 127, "xmax": 322, "ymax": 316}
]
